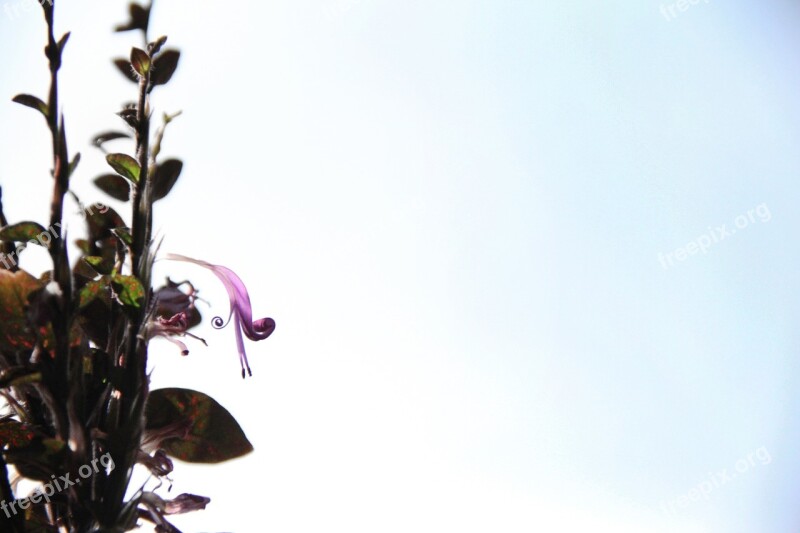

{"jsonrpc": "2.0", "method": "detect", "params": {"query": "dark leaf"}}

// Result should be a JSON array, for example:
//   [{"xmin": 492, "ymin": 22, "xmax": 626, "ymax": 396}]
[
  {"xmin": 0, "ymin": 367, "xmax": 42, "ymax": 388},
  {"xmin": 4, "ymin": 436, "xmax": 67, "ymax": 482},
  {"xmin": 149, "ymin": 50, "xmax": 180, "ymax": 89},
  {"xmin": 84, "ymin": 204, "xmax": 125, "ymax": 243},
  {"xmin": 75, "ymin": 239, "xmax": 91, "ymax": 254},
  {"xmin": 131, "ymin": 47, "xmax": 150, "ymax": 77},
  {"xmin": 57, "ymin": 31, "xmax": 70, "ymax": 54},
  {"xmin": 69, "ymin": 152, "xmax": 81, "ymax": 178},
  {"xmin": 146, "ymin": 388, "xmax": 254, "ymax": 463},
  {"xmin": 0, "ymin": 222, "xmax": 50, "ymax": 247},
  {"xmin": 115, "ymin": 2, "xmax": 151, "ymax": 33},
  {"xmin": 153, "ymin": 159, "xmax": 183, "ymax": 201},
  {"xmin": 74, "ymin": 255, "xmax": 100, "ymax": 282},
  {"xmin": 148, "ymin": 35, "xmax": 168, "ymax": 56},
  {"xmin": 11, "ymin": 94, "xmax": 48, "ymax": 119},
  {"xmin": 106, "ymin": 153, "xmax": 141, "ymax": 183},
  {"xmin": 94, "ymin": 174, "xmax": 131, "ymax": 201},
  {"xmin": 93, "ymin": 131, "xmax": 130, "ymax": 149},
  {"xmin": 118, "ymin": 107, "xmax": 139, "ymax": 129},
  {"xmin": 76, "ymin": 278, "xmax": 113, "ymax": 346},
  {"xmin": 113, "ymin": 58, "xmax": 139, "ymax": 83}
]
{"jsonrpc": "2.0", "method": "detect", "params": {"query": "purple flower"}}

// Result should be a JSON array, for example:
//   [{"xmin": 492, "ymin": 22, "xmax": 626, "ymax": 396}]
[{"xmin": 165, "ymin": 254, "xmax": 275, "ymax": 378}]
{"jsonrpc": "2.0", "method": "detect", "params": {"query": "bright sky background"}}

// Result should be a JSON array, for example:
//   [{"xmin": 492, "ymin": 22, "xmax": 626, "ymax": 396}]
[{"xmin": 1, "ymin": 1, "xmax": 800, "ymax": 531}]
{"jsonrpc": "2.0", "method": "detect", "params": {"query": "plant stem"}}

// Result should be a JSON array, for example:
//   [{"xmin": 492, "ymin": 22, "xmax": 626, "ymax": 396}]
[{"xmin": 104, "ymin": 51, "xmax": 153, "ymax": 530}]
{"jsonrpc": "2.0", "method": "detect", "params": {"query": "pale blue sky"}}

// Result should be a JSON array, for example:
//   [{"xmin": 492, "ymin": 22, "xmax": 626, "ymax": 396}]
[{"xmin": 1, "ymin": 1, "xmax": 799, "ymax": 531}]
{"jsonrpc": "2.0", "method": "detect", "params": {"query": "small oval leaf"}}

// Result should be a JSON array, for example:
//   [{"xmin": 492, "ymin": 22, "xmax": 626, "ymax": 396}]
[
  {"xmin": 94, "ymin": 174, "xmax": 131, "ymax": 201},
  {"xmin": 131, "ymin": 47, "xmax": 150, "ymax": 77},
  {"xmin": 0, "ymin": 222, "xmax": 51, "ymax": 247},
  {"xmin": 153, "ymin": 159, "xmax": 183, "ymax": 201},
  {"xmin": 113, "ymin": 58, "xmax": 139, "ymax": 83},
  {"xmin": 12, "ymin": 94, "xmax": 48, "ymax": 119},
  {"xmin": 149, "ymin": 50, "xmax": 180, "ymax": 89},
  {"xmin": 112, "ymin": 274, "xmax": 145, "ymax": 309},
  {"xmin": 106, "ymin": 153, "xmax": 141, "ymax": 183}
]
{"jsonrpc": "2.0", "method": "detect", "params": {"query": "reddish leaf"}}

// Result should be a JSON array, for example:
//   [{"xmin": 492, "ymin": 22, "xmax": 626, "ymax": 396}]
[
  {"xmin": 146, "ymin": 388, "xmax": 254, "ymax": 463},
  {"xmin": 0, "ymin": 270, "xmax": 43, "ymax": 351},
  {"xmin": 0, "ymin": 419, "xmax": 36, "ymax": 448}
]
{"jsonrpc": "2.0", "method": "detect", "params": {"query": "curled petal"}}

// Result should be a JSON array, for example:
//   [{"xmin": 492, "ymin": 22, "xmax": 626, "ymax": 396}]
[{"xmin": 166, "ymin": 253, "xmax": 275, "ymax": 377}]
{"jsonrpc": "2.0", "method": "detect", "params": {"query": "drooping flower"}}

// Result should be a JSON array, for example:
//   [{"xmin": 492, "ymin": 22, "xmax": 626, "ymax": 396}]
[
  {"xmin": 144, "ymin": 310, "xmax": 206, "ymax": 356},
  {"xmin": 165, "ymin": 253, "xmax": 275, "ymax": 378}
]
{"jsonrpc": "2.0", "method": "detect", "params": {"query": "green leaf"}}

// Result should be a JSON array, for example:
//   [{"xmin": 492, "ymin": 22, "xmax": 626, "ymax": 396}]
[
  {"xmin": 149, "ymin": 49, "xmax": 180, "ymax": 89},
  {"xmin": 12, "ymin": 94, "xmax": 48, "ymax": 119},
  {"xmin": 106, "ymin": 153, "xmax": 141, "ymax": 183},
  {"xmin": 78, "ymin": 278, "xmax": 110, "ymax": 309},
  {"xmin": 146, "ymin": 388, "xmax": 254, "ymax": 463},
  {"xmin": 84, "ymin": 256, "xmax": 113, "ymax": 275},
  {"xmin": 131, "ymin": 47, "xmax": 150, "ymax": 77},
  {"xmin": 153, "ymin": 159, "xmax": 183, "ymax": 201},
  {"xmin": 112, "ymin": 274, "xmax": 144, "ymax": 309},
  {"xmin": 0, "ymin": 222, "xmax": 51, "ymax": 247},
  {"xmin": 94, "ymin": 173, "xmax": 131, "ymax": 201},
  {"xmin": 0, "ymin": 270, "xmax": 43, "ymax": 351},
  {"xmin": 111, "ymin": 227, "xmax": 133, "ymax": 246}
]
